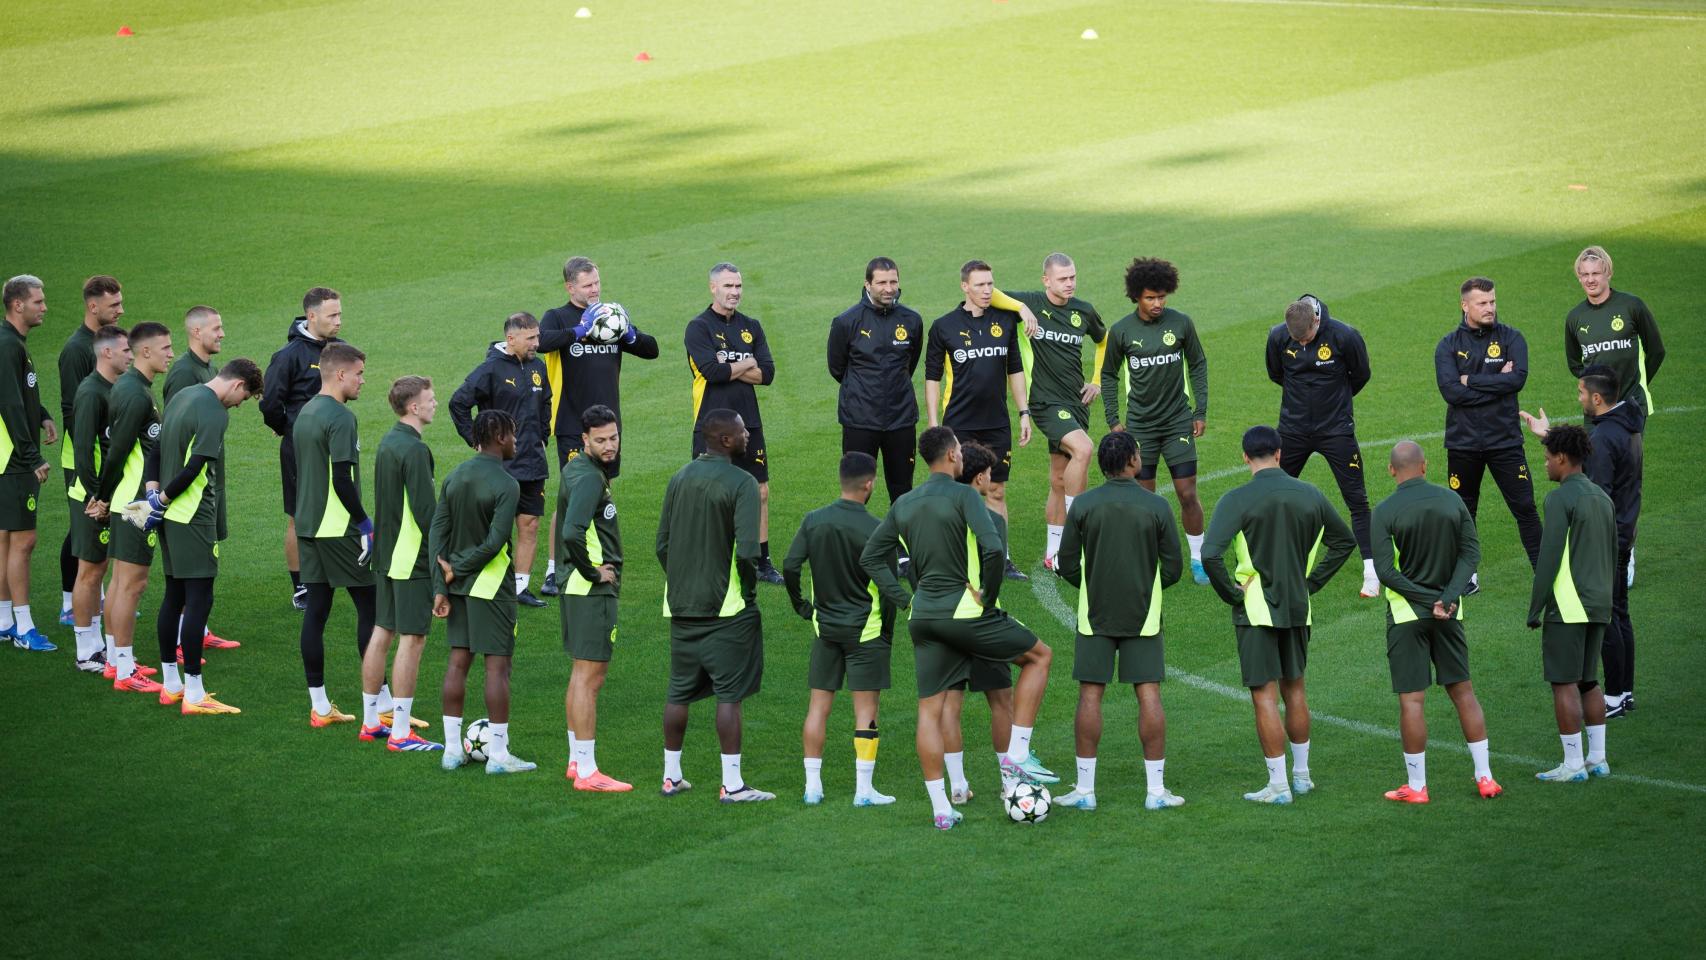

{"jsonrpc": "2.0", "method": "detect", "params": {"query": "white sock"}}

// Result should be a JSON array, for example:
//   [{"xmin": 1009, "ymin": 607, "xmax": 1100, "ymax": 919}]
[
  {"xmin": 105, "ymin": 635, "xmax": 116, "ymax": 663},
  {"xmin": 185, "ymin": 673, "xmax": 207, "ymax": 703},
  {"xmin": 445, "ymin": 715, "xmax": 463, "ymax": 750},
  {"xmin": 1064, "ymin": 494, "xmax": 1076, "ymax": 514},
  {"xmin": 1187, "ymin": 533, "xmax": 1204, "ymax": 562},
  {"xmin": 162, "ymin": 662, "xmax": 183, "ymax": 694},
  {"xmin": 92, "ymin": 613, "xmax": 103, "ymax": 636},
  {"xmin": 1005, "ymin": 725, "xmax": 1033, "ymax": 765},
  {"xmin": 1363, "ymin": 558, "xmax": 1377, "ymax": 578},
  {"xmin": 1467, "ymin": 739, "xmax": 1492, "ymax": 780},
  {"xmin": 389, "ymin": 697, "xmax": 414, "ymax": 740},
  {"xmin": 1585, "ymin": 724, "xmax": 1607, "ymax": 765},
  {"xmin": 376, "ymin": 683, "xmax": 395, "ymax": 713},
  {"xmin": 1075, "ymin": 756, "xmax": 1097, "ymax": 794},
  {"xmin": 568, "ymin": 730, "xmax": 578, "ymax": 764},
  {"xmin": 1291, "ymin": 740, "xmax": 1311, "ymax": 777},
  {"xmin": 720, "ymin": 753, "xmax": 743, "ymax": 792},
  {"xmin": 1604, "ymin": 693, "xmax": 1622, "ymax": 710},
  {"xmin": 13, "ymin": 605, "xmax": 35, "ymax": 634},
  {"xmin": 0, "ymin": 600, "xmax": 13, "ymax": 631},
  {"xmin": 488, "ymin": 722, "xmax": 511, "ymax": 761},
  {"xmin": 925, "ymin": 777, "xmax": 952, "ymax": 818},
  {"xmin": 362, "ymin": 692, "xmax": 380, "ymax": 727},
  {"xmin": 61, "ymin": 590, "xmax": 73, "ymax": 612},
  {"xmin": 514, "ymin": 573, "xmax": 531, "ymax": 592},
  {"xmin": 855, "ymin": 759, "xmax": 875, "ymax": 795},
  {"xmin": 309, "ymin": 685, "xmax": 331, "ymax": 715},
  {"xmin": 1145, "ymin": 759, "xmax": 1166, "ymax": 796},
  {"xmin": 1560, "ymin": 732, "xmax": 1584, "ymax": 769},
  {"xmin": 944, "ymin": 751, "xmax": 967, "ymax": 792},
  {"xmin": 804, "ymin": 757, "xmax": 824, "ymax": 794},
  {"xmin": 664, "ymin": 749, "xmax": 684, "ymax": 782},
  {"xmin": 1045, "ymin": 524, "xmax": 1063, "ymax": 561},
  {"xmin": 1265, "ymin": 754, "xmax": 1287, "ymax": 788},
  {"xmin": 546, "ymin": 559, "xmax": 556, "ymax": 578},
  {"xmin": 75, "ymin": 625, "xmax": 101, "ymax": 659},
  {"xmin": 573, "ymin": 738, "xmax": 596, "ymax": 777},
  {"xmin": 1404, "ymin": 751, "xmax": 1427, "ymax": 790},
  {"xmin": 115, "ymin": 645, "xmax": 136, "ymax": 681}
]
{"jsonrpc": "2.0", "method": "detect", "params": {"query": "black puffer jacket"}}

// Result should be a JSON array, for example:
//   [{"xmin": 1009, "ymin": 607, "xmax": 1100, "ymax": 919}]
[
  {"xmin": 827, "ymin": 290, "xmax": 923, "ymax": 432},
  {"xmin": 1585, "ymin": 400, "xmax": 1643, "ymax": 549},
  {"xmin": 448, "ymin": 342, "xmax": 553, "ymax": 481},
  {"xmin": 261, "ymin": 318, "xmax": 345, "ymax": 438},
  {"xmin": 1265, "ymin": 295, "xmax": 1370, "ymax": 438},
  {"xmin": 1434, "ymin": 318, "xmax": 1529, "ymax": 452}
]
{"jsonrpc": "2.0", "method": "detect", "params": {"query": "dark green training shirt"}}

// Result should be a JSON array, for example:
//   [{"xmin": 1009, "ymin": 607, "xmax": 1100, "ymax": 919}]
[
  {"xmin": 159, "ymin": 384, "xmax": 228, "ymax": 531},
  {"xmin": 428, "ymin": 452, "xmax": 519, "ymax": 600},
  {"xmin": 784, "ymin": 497, "xmax": 895, "ymax": 640},
  {"xmin": 374, "ymin": 422, "xmax": 436, "ymax": 581},
  {"xmin": 1202, "ymin": 467, "xmax": 1356, "ymax": 628},
  {"xmin": 656, "ymin": 453, "xmax": 760, "ymax": 618},
  {"xmin": 68, "ymin": 371, "xmax": 115, "ymax": 505},
  {"xmin": 56, "ymin": 324, "xmax": 95, "ymax": 478},
  {"xmin": 1100, "ymin": 307, "xmax": 1208, "ymax": 431},
  {"xmin": 0, "ymin": 321, "xmax": 46, "ymax": 476},
  {"xmin": 1057, "ymin": 476, "xmax": 1183, "ymax": 637},
  {"xmin": 98, "ymin": 367, "xmax": 160, "ymax": 507},
  {"xmin": 998, "ymin": 290, "xmax": 1107, "ymax": 409},
  {"xmin": 1528, "ymin": 471, "xmax": 1616, "ymax": 626},
  {"xmin": 162, "ymin": 350, "xmax": 214, "ymax": 407},
  {"xmin": 861, "ymin": 471, "xmax": 1004, "ymax": 620},
  {"xmin": 1564, "ymin": 290, "xmax": 1665, "ymax": 416},
  {"xmin": 1370, "ymin": 476, "xmax": 1480, "ymax": 624},
  {"xmin": 558, "ymin": 452, "xmax": 622, "ymax": 598},
  {"xmin": 293, "ymin": 394, "xmax": 362, "ymax": 539}
]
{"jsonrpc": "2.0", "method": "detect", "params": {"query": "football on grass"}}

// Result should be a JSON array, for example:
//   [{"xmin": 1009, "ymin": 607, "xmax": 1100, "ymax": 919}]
[
  {"xmin": 1003, "ymin": 781, "xmax": 1051, "ymax": 823},
  {"xmin": 463, "ymin": 718, "xmax": 493, "ymax": 762}
]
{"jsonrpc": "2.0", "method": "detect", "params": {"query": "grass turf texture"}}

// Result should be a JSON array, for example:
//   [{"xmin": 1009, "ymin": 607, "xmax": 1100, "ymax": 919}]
[{"xmin": 4, "ymin": 0, "xmax": 1705, "ymax": 956}]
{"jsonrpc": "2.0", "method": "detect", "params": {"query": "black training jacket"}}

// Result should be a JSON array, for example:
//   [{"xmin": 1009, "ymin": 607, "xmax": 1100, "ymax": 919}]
[
  {"xmin": 449, "ymin": 342, "xmax": 553, "ymax": 481},
  {"xmin": 1585, "ymin": 401, "xmax": 1643, "ymax": 550},
  {"xmin": 1265, "ymin": 298, "xmax": 1370, "ymax": 438},
  {"xmin": 260, "ymin": 319, "xmax": 345, "ymax": 439},
  {"xmin": 1434, "ymin": 318, "xmax": 1529, "ymax": 452},
  {"xmin": 827, "ymin": 289, "xmax": 923, "ymax": 432}
]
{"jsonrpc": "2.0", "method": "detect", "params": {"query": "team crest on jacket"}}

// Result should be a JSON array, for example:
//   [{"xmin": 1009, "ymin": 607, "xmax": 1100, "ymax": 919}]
[
  {"xmin": 1611, "ymin": 316, "xmax": 1625, "ymax": 332},
  {"xmin": 532, "ymin": 371, "xmax": 542, "ymax": 386},
  {"xmin": 1317, "ymin": 344, "xmax": 1332, "ymax": 361},
  {"xmin": 740, "ymin": 330, "xmax": 753, "ymax": 344},
  {"xmin": 1449, "ymin": 474, "xmax": 1461, "ymax": 490},
  {"xmin": 989, "ymin": 323, "xmax": 1002, "ymax": 338},
  {"xmin": 1070, "ymin": 312, "xmax": 1082, "ymax": 328},
  {"xmin": 894, "ymin": 325, "xmax": 908, "ymax": 341},
  {"xmin": 1487, "ymin": 342, "xmax": 1502, "ymax": 359},
  {"xmin": 1162, "ymin": 331, "xmax": 1177, "ymax": 347}
]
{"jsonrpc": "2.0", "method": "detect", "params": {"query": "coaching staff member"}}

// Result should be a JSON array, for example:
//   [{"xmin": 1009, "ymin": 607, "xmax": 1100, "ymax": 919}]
[
  {"xmin": 1266, "ymin": 295, "xmax": 1378, "ymax": 599},
  {"xmin": 828, "ymin": 257, "xmax": 923, "ymax": 505},
  {"xmin": 1434, "ymin": 277, "xmax": 1541, "ymax": 588}
]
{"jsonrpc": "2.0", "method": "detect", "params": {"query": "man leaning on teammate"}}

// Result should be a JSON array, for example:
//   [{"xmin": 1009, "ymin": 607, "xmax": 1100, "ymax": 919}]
[
  {"xmin": 450, "ymin": 312, "xmax": 554, "ymax": 607},
  {"xmin": 0, "ymin": 275, "xmax": 57, "ymax": 652},
  {"xmin": 1101, "ymin": 257, "xmax": 1211, "ymax": 583},
  {"xmin": 434, "ymin": 410, "xmax": 535, "ymax": 775},
  {"xmin": 658, "ymin": 408, "xmax": 774, "ymax": 802},
  {"xmin": 861, "ymin": 426, "xmax": 1055, "ymax": 831},
  {"xmin": 559, "ymin": 404, "xmax": 633, "ymax": 792},
  {"xmin": 1370, "ymin": 441, "xmax": 1501, "ymax": 804},
  {"xmin": 991, "ymin": 253, "xmax": 1106, "ymax": 573},
  {"xmin": 1055, "ymin": 431, "xmax": 1185, "ymax": 811},
  {"xmin": 784, "ymin": 451, "xmax": 899, "ymax": 807},
  {"xmin": 362, "ymin": 375, "xmax": 442, "ymax": 752},
  {"xmin": 828, "ymin": 257, "xmax": 924, "ymax": 506},
  {"xmin": 65, "ymin": 324, "xmax": 129, "ymax": 672},
  {"xmin": 57, "ymin": 275, "xmax": 123, "ymax": 629},
  {"xmin": 1202, "ymin": 426, "xmax": 1356, "ymax": 805}
]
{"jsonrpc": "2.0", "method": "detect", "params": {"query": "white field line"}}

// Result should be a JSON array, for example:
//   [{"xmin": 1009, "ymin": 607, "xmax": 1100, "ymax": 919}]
[{"xmin": 1201, "ymin": 0, "xmax": 1706, "ymax": 23}]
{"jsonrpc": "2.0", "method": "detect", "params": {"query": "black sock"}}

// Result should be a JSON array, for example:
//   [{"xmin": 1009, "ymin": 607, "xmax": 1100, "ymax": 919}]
[
  {"xmin": 761, "ymin": 540, "xmax": 771, "ymax": 563},
  {"xmin": 290, "ymin": 570, "xmax": 302, "ymax": 590}
]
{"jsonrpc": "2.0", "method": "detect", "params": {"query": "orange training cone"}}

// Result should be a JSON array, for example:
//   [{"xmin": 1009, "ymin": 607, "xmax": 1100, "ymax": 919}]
[
  {"xmin": 634, "ymin": 51, "xmax": 651, "ymax": 62},
  {"xmin": 117, "ymin": 25, "xmax": 135, "ymax": 37}
]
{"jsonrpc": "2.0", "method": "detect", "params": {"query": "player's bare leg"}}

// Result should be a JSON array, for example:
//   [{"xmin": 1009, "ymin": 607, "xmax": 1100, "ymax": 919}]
[
  {"xmin": 917, "ymin": 692, "xmax": 959, "ymax": 828},
  {"xmin": 71, "ymin": 557, "xmax": 108, "ymax": 667},
  {"xmin": 942, "ymin": 688, "xmax": 971, "ymax": 802},
  {"xmin": 801, "ymin": 688, "xmax": 834, "ymax": 802},
  {"xmin": 1245, "ymin": 681, "xmax": 1293, "ymax": 803},
  {"xmin": 568, "ymin": 659, "xmax": 626, "ymax": 789},
  {"xmin": 440, "ymin": 647, "xmax": 474, "ymax": 769},
  {"xmin": 1046, "ymin": 431, "xmax": 1094, "ymax": 569},
  {"xmin": 997, "ymin": 640, "xmax": 1053, "ymax": 782}
]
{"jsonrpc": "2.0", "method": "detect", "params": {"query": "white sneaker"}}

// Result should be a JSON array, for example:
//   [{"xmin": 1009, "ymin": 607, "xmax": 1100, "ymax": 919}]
[
  {"xmin": 1055, "ymin": 787, "xmax": 1097, "ymax": 810},
  {"xmin": 441, "ymin": 747, "xmax": 468, "ymax": 771},
  {"xmin": 1536, "ymin": 762, "xmax": 1588, "ymax": 783},
  {"xmin": 719, "ymin": 784, "xmax": 777, "ymax": 803},
  {"xmin": 1292, "ymin": 773, "xmax": 1315, "ymax": 795},
  {"xmin": 1243, "ymin": 783, "xmax": 1293, "ymax": 804},
  {"xmin": 486, "ymin": 754, "xmax": 537, "ymax": 775},
  {"xmin": 1145, "ymin": 790, "xmax": 1186, "ymax": 810},
  {"xmin": 853, "ymin": 790, "xmax": 896, "ymax": 807},
  {"xmin": 950, "ymin": 785, "xmax": 974, "ymax": 805}
]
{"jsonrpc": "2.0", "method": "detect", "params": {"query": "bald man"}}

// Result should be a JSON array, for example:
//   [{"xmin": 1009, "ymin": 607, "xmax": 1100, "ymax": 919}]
[{"xmin": 1369, "ymin": 441, "xmax": 1499, "ymax": 803}]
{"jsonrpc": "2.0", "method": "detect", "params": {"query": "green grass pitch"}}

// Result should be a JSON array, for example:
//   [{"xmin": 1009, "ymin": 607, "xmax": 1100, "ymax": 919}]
[{"xmin": 3, "ymin": 1, "xmax": 1704, "ymax": 956}]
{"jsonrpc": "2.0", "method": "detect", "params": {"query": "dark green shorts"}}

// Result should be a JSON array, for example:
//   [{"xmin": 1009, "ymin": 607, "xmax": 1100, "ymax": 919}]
[
  {"xmin": 964, "ymin": 657, "xmax": 1012, "ymax": 692},
  {"xmin": 1130, "ymin": 424, "xmax": 1198, "ymax": 479},
  {"xmin": 1542, "ymin": 621, "xmax": 1605, "ymax": 685},
  {"xmin": 107, "ymin": 518, "xmax": 156, "ymax": 567},
  {"xmin": 376, "ymin": 576, "xmax": 432, "ymax": 636},
  {"xmin": 68, "ymin": 502, "xmax": 111, "ymax": 564},
  {"xmin": 1386, "ymin": 619, "xmax": 1470, "ymax": 693},
  {"xmin": 0, "ymin": 472, "xmax": 40, "ymax": 531},
  {"xmin": 447, "ymin": 593, "xmax": 517, "ymax": 656},
  {"xmin": 1236, "ymin": 624, "xmax": 1309, "ymax": 687},
  {"xmin": 300, "ymin": 535, "xmax": 373, "ymax": 588},
  {"xmin": 160, "ymin": 522, "xmax": 218, "ymax": 579},
  {"xmin": 1033, "ymin": 402, "xmax": 1089, "ymax": 455},
  {"xmin": 668, "ymin": 607, "xmax": 763, "ymax": 704},
  {"xmin": 563, "ymin": 594, "xmax": 618, "ymax": 662},
  {"xmin": 808, "ymin": 626, "xmax": 892, "ymax": 692},
  {"xmin": 909, "ymin": 611, "xmax": 1038, "ymax": 698},
  {"xmin": 1075, "ymin": 633, "xmax": 1165, "ymax": 685}
]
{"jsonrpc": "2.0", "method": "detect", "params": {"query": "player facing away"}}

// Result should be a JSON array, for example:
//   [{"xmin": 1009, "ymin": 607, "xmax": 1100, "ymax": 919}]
[
  {"xmin": 784, "ymin": 452, "xmax": 899, "ymax": 807},
  {"xmin": 1565, "ymin": 246, "xmax": 1662, "ymax": 589},
  {"xmin": 991, "ymin": 253, "xmax": 1107, "ymax": 572},
  {"xmin": 1370, "ymin": 441, "xmax": 1501, "ymax": 803},
  {"xmin": 657, "ymin": 409, "xmax": 774, "ymax": 803},
  {"xmin": 57, "ymin": 275, "xmax": 123, "ymax": 629},
  {"xmin": 361, "ymin": 376, "xmax": 442, "ymax": 751},
  {"xmin": 828, "ymin": 257, "xmax": 925, "ymax": 506},
  {"xmin": 861, "ymin": 426, "xmax": 1055, "ymax": 831},
  {"xmin": 0, "ymin": 275, "xmax": 57, "ymax": 652},
  {"xmin": 99, "ymin": 322, "xmax": 172, "ymax": 691},
  {"xmin": 1267, "ymin": 296, "xmax": 1380, "ymax": 599},
  {"xmin": 1528, "ymin": 425, "xmax": 1616, "ymax": 783},
  {"xmin": 66, "ymin": 325, "xmax": 129, "ymax": 671},
  {"xmin": 1054, "ymin": 431, "xmax": 1185, "ymax": 811},
  {"xmin": 558, "ymin": 404, "xmax": 632, "ymax": 792},
  {"xmin": 152, "ymin": 358, "xmax": 264, "ymax": 714},
  {"xmin": 160, "ymin": 305, "xmax": 237, "ymax": 652},
  {"xmin": 685, "ymin": 263, "xmax": 783, "ymax": 584},
  {"xmin": 261, "ymin": 286, "xmax": 347, "ymax": 611},
  {"xmin": 434, "ymin": 411, "xmax": 534, "ymax": 775},
  {"xmin": 449, "ymin": 312, "xmax": 554, "ymax": 607},
  {"xmin": 1100, "ymin": 258, "xmax": 1212, "ymax": 584},
  {"xmin": 537, "ymin": 256, "xmax": 658, "ymax": 596},
  {"xmin": 924, "ymin": 260, "xmax": 1033, "ymax": 582},
  {"xmin": 1202, "ymin": 426, "xmax": 1356, "ymax": 804}
]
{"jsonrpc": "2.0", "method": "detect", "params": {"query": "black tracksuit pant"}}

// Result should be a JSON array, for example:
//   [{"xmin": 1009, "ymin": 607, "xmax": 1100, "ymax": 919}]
[
  {"xmin": 1446, "ymin": 446, "xmax": 1542, "ymax": 567},
  {"xmin": 842, "ymin": 425, "xmax": 916, "ymax": 505},
  {"xmin": 1603, "ymin": 542, "xmax": 1636, "ymax": 698},
  {"xmin": 1280, "ymin": 432, "xmax": 1372, "ymax": 558}
]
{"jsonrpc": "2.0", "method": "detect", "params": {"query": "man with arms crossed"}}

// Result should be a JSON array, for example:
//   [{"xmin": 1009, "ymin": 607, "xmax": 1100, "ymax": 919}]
[{"xmin": 0, "ymin": 275, "xmax": 57, "ymax": 652}]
